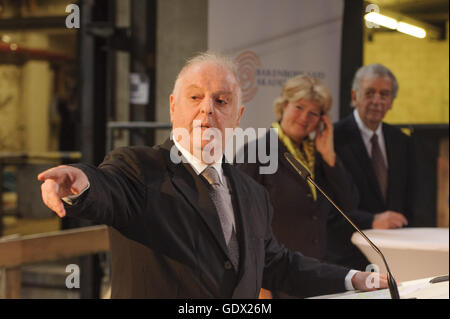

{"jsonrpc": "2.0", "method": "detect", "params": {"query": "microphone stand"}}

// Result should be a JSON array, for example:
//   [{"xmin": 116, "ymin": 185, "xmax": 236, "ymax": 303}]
[{"xmin": 284, "ymin": 152, "xmax": 400, "ymax": 299}]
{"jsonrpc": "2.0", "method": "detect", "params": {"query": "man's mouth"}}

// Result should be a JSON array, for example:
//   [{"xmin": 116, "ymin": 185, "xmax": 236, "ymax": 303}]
[{"xmin": 194, "ymin": 122, "xmax": 211, "ymax": 129}]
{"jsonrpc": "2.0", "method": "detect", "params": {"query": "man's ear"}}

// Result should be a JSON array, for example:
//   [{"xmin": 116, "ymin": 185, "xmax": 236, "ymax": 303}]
[
  {"xmin": 236, "ymin": 105, "xmax": 245, "ymax": 126},
  {"xmin": 169, "ymin": 94, "xmax": 175, "ymax": 123},
  {"xmin": 351, "ymin": 89, "xmax": 358, "ymax": 106}
]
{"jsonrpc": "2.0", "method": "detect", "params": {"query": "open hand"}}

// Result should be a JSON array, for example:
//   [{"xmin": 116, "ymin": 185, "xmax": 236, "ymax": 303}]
[
  {"xmin": 37, "ymin": 165, "xmax": 89, "ymax": 218},
  {"xmin": 372, "ymin": 210, "xmax": 408, "ymax": 229},
  {"xmin": 351, "ymin": 271, "xmax": 390, "ymax": 291}
]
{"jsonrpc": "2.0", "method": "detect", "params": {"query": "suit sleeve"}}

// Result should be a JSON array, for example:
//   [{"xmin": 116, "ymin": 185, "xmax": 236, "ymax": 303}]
[
  {"xmin": 64, "ymin": 147, "xmax": 147, "ymax": 230},
  {"xmin": 404, "ymin": 135, "xmax": 415, "ymax": 225},
  {"xmin": 260, "ymin": 187, "xmax": 351, "ymax": 298}
]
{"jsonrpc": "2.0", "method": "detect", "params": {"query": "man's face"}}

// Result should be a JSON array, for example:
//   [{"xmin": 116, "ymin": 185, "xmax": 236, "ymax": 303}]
[
  {"xmin": 170, "ymin": 62, "xmax": 245, "ymax": 161},
  {"xmin": 352, "ymin": 75, "xmax": 394, "ymax": 130}
]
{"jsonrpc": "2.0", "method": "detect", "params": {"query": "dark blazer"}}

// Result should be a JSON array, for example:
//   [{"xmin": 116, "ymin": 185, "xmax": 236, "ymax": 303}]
[
  {"xmin": 65, "ymin": 138, "xmax": 351, "ymax": 298},
  {"xmin": 329, "ymin": 113, "xmax": 414, "ymax": 270},
  {"xmin": 236, "ymin": 130, "xmax": 359, "ymax": 261}
]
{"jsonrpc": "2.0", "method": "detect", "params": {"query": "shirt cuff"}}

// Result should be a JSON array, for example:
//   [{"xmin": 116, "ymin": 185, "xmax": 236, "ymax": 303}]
[
  {"xmin": 61, "ymin": 182, "xmax": 90, "ymax": 205},
  {"xmin": 345, "ymin": 269, "xmax": 359, "ymax": 290}
]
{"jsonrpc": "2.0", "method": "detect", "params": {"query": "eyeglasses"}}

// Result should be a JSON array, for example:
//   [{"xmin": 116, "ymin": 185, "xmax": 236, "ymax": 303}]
[{"xmin": 364, "ymin": 89, "xmax": 392, "ymax": 101}]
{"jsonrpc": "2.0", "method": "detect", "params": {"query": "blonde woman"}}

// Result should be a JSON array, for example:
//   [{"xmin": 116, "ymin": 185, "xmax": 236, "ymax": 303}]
[{"xmin": 237, "ymin": 75, "xmax": 358, "ymax": 298}]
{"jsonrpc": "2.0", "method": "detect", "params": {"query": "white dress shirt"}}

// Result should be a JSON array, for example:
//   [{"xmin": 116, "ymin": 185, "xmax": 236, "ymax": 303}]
[
  {"xmin": 353, "ymin": 109, "xmax": 388, "ymax": 168},
  {"xmin": 173, "ymin": 139, "xmax": 225, "ymax": 184}
]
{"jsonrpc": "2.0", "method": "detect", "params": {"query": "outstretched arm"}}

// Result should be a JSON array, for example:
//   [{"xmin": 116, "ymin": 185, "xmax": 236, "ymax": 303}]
[{"xmin": 37, "ymin": 147, "xmax": 147, "ymax": 228}]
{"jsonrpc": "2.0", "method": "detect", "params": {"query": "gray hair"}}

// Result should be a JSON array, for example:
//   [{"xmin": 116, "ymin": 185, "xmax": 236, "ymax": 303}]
[
  {"xmin": 171, "ymin": 51, "xmax": 243, "ymax": 106},
  {"xmin": 352, "ymin": 63, "xmax": 398, "ymax": 104}
]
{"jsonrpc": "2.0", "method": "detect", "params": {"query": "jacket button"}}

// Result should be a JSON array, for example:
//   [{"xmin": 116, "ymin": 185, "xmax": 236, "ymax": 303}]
[
  {"xmin": 224, "ymin": 261, "xmax": 233, "ymax": 270},
  {"xmin": 312, "ymin": 215, "xmax": 318, "ymax": 221},
  {"xmin": 307, "ymin": 194, "xmax": 312, "ymax": 198},
  {"xmin": 313, "ymin": 239, "xmax": 319, "ymax": 245}
]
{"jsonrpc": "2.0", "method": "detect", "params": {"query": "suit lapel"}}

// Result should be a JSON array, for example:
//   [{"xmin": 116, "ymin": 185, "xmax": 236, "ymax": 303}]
[
  {"xmin": 347, "ymin": 114, "xmax": 385, "ymax": 204},
  {"xmin": 160, "ymin": 139, "xmax": 230, "ymax": 257},
  {"xmin": 383, "ymin": 125, "xmax": 395, "ymax": 206}
]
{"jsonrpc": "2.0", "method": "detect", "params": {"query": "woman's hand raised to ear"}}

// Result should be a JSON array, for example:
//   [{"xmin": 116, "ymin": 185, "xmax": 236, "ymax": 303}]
[
  {"xmin": 37, "ymin": 165, "xmax": 89, "ymax": 218},
  {"xmin": 315, "ymin": 115, "xmax": 336, "ymax": 167}
]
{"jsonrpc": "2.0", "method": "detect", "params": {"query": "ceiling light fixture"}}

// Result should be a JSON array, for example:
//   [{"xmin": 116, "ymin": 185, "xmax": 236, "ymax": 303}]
[
  {"xmin": 365, "ymin": 12, "xmax": 398, "ymax": 30},
  {"xmin": 397, "ymin": 22, "xmax": 426, "ymax": 39},
  {"xmin": 364, "ymin": 12, "xmax": 427, "ymax": 39}
]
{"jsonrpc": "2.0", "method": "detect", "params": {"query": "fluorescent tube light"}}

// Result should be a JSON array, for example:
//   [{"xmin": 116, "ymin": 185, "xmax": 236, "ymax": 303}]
[
  {"xmin": 397, "ymin": 22, "xmax": 426, "ymax": 38},
  {"xmin": 364, "ymin": 12, "xmax": 398, "ymax": 30},
  {"xmin": 364, "ymin": 12, "xmax": 428, "ymax": 39}
]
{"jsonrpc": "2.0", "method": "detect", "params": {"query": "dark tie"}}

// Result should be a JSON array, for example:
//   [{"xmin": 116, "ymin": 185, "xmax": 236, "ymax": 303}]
[
  {"xmin": 202, "ymin": 166, "xmax": 240, "ymax": 271},
  {"xmin": 371, "ymin": 133, "xmax": 388, "ymax": 201}
]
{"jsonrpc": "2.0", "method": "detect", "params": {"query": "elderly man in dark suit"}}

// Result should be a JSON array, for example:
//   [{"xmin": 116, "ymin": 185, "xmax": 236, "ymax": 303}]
[
  {"xmin": 38, "ymin": 52, "xmax": 387, "ymax": 298},
  {"xmin": 329, "ymin": 63, "xmax": 413, "ymax": 271}
]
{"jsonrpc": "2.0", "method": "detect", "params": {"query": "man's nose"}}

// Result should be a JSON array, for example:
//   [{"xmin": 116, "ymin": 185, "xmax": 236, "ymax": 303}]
[
  {"xmin": 370, "ymin": 92, "xmax": 385, "ymax": 104},
  {"xmin": 200, "ymin": 97, "xmax": 213, "ymax": 114},
  {"xmin": 373, "ymin": 93, "xmax": 382, "ymax": 103}
]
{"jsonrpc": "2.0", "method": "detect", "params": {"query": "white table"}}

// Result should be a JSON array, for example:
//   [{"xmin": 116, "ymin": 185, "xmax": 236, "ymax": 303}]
[
  {"xmin": 351, "ymin": 227, "xmax": 449, "ymax": 282},
  {"xmin": 309, "ymin": 275, "xmax": 449, "ymax": 299}
]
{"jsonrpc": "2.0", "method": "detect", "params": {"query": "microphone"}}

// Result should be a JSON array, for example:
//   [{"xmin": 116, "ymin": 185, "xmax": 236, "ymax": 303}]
[{"xmin": 284, "ymin": 152, "xmax": 400, "ymax": 299}]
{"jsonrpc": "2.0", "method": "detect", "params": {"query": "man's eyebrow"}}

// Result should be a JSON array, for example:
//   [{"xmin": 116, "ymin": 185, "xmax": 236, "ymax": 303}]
[
  {"xmin": 185, "ymin": 85, "xmax": 233, "ymax": 96},
  {"xmin": 185, "ymin": 84, "xmax": 201, "ymax": 91},
  {"xmin": 215, "ymin": 90, "xmax": 233, "ymax": 96}
]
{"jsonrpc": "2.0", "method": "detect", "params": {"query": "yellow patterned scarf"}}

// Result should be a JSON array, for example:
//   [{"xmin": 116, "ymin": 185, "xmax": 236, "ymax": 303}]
[{"xmin": 272, "ymin": 122, "xmax": 317, "ymax": 201}]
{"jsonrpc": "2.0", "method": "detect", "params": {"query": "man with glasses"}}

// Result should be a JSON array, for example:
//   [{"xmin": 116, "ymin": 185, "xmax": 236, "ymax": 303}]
[{"xmin": 328, "ymin": 64, "xmax": 413, "ymax": 270}]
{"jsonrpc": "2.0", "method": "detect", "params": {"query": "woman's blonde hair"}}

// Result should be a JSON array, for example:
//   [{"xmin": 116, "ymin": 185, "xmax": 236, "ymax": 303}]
[{"xmin": 274, "ymin": 75, "xmax": 332, "ymax": 121}]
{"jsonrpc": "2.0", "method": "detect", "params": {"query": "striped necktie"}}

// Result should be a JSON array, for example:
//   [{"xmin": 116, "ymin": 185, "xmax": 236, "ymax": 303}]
[
  {"xmin": 371, "ymin": 133, "xmax": 388, "ymax": 201},
  {"xmin": 202, "ymin": 166, "xmax": 240, "ymax": 271}
]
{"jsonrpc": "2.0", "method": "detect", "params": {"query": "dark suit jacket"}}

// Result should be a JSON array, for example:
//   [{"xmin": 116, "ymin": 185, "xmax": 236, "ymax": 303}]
[
  {"xmin": 329, "ymin": 113, "xmax": 414, "ymax": 270},
  {"xmin": 66, "ymin": 139, "xmax": 350, "ymax": 298},
  {"xmin": 236, "ymin": 130, "xmax": 359, "ymax": 261}
]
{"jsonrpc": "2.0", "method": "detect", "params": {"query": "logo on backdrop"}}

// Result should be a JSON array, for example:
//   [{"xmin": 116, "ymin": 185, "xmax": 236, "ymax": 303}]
[
  {"xmin": 234, "ymin": 50, "xmax": 326, "ymax": 104},
  {"xmin": 235, "ymin": 51, "xmax": 261, "ymax": 104}
]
